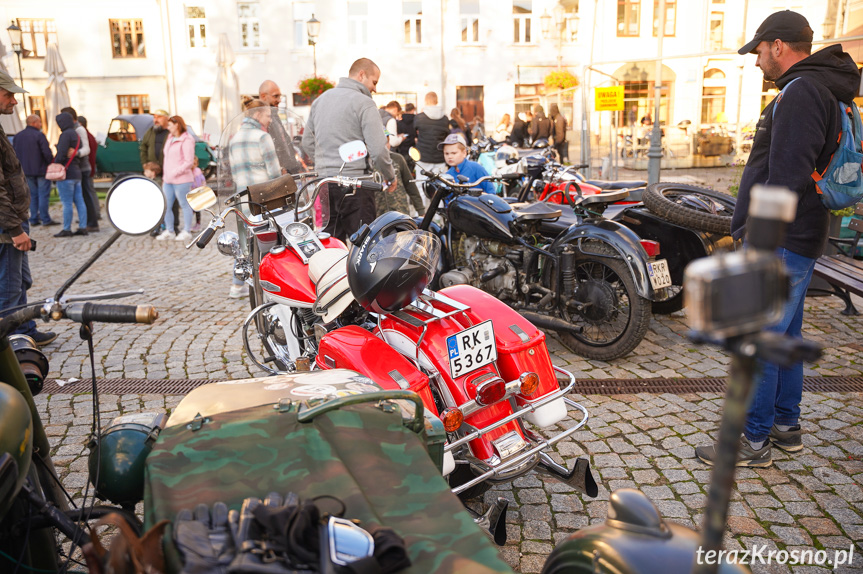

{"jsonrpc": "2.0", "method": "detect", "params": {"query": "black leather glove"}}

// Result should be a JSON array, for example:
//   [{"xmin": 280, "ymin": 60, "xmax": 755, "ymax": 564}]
[{"xmin": 174, "ymin": 502, "xmax": 236, "ymax": 574}]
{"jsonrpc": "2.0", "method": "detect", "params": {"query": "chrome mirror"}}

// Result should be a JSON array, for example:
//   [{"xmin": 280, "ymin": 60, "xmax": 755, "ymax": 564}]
[
  {"xmin": 327, "ymin": 516, "xmax": 374, "ymax": 566},
  {"xmin": 105, "ymin": 176, "xmax": 166, "ymax": 235},
  {"xmin": 187, "ymin": 186, "xmax": 218, "ymax": 212}
]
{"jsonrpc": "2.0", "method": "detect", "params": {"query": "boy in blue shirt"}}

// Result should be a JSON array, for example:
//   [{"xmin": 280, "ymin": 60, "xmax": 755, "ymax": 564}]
[{"xmin": 439, "ymin": 133, "xmax": 496, "ymax": 195}]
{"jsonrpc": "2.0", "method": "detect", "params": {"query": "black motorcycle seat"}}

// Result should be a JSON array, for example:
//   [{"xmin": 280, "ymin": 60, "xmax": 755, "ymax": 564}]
[
  {"xmin": 575, "ymin": 190, "xmax": 630, "ymax": 206},
  {"xmin": 585, "ymin": 179, "xmax": 647, "ymax": 190},
  {"xmin": 511, "ymin": 202, "xmax": 563, "ymax": 222}
]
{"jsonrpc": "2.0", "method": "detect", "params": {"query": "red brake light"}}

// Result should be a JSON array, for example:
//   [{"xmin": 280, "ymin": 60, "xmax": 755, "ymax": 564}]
[
  {"xmin": 472, "ymin": 374, "xmax": 506, "ymax": 406},
  {"xmin": 640, "ymin": 239, "xmax": 660, "ymax": 257}
]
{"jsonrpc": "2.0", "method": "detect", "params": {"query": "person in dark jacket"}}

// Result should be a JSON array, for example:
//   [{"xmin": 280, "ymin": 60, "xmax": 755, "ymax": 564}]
[
  {"xmin": 61, "ymin": 107, "xmax": 98, "ymax": 232},
  {"xmin": 12, "ymin": 114, "xmax": 58, "ymax": 226},
  {"xmin": 413, "ymin": 92, "xmax": 450, "ymax": 185},
  {"xmin": 78, "ymin": 115, "xmax": 100, "ymax": 230},
  {"xmin": 0, "ymin": 73, "xmax": 56, "ymax": 345},
  {"xmin": 549, "ymin": 103, "xmax": 568, "ymax": 163},
  {"xmin": 52, "ymin": 112, "xmax": 88, "ymax": 237},
  {"xmin": 696, "ymin": 11, "xmax": 861, "ymax": 468},
  {"xmin": 396, "ymin": 102, "xmax": 417, "ymax": 171},
  {"xmin": 259, "ymin": 80, "xmax": 302, "ymax": 174},
  {"xmin": 528, "ymin": 104, "xmax": 552, "ymax": 143},
  {"xmin": 509, "ymin": 112, "xmax": 527, "ymax": 147}
]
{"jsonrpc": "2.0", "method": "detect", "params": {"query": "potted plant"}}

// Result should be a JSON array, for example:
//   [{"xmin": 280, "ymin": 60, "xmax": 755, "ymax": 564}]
[
  {"xmin": 297, "ymin": 76, "xmax": 334, "ymax": 105},
  {"xmin": 543, "ymin": 70, "xmax": 579, "ymax": 92}
]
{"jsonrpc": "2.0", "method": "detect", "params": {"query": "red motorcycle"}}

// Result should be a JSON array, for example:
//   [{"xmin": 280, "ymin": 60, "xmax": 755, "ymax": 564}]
[{"xmin": 189, "ymin": 130, "xmax": 596, "ymax": 508}]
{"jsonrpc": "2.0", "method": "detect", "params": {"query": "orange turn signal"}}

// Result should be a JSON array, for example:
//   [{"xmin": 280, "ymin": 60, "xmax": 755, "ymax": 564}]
[
  {"xmin": 441, "ymin": 407, "xmax": 464, "ymax": 432},
  {"xmin": 519, "ymin": 372, "xmax": 540, "ymax": 397}
]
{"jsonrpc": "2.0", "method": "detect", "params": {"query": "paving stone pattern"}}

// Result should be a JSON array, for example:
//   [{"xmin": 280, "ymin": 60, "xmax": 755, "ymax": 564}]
[{"xmin": 25, "ymin": 206, "xmax": 863, "ymax": 573}]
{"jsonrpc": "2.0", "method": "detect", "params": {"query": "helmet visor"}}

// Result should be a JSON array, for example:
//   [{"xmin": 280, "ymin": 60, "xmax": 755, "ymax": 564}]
[{"xmin": 367, "ymin": 230, "xmax": 441, "ymax": 277}]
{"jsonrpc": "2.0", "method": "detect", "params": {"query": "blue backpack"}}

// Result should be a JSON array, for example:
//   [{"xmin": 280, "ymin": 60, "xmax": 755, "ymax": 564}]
[{"xmin": 773, "ymin": 77, "xmax": 863, "ymax": 210}]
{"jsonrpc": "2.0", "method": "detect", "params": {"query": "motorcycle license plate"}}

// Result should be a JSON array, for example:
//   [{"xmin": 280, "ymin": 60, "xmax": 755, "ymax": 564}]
[
  {"xmin": 648, "ymin": 259, "xmax": 672, "ymax": 290},
  {"xmin": 446, "ymin": 321, "xmax": 497, "ymax": 379}
]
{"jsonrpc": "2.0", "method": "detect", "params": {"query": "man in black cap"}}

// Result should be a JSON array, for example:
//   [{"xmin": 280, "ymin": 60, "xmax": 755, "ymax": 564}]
[
  {"xmin": 0, "ymin": 71, "xmax": 56, "ymax": 345},
  {"xmin": 696, "ymin": 11, "xmax": 860, "ymax": 467}
]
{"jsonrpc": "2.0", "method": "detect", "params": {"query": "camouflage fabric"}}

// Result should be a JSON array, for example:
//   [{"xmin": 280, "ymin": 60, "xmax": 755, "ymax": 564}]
[
  {"xmin": 376, "ymin": 151, "xmax": 425, "ymax": 217},
  {"xmin": 144, "ymin": 402, "xmax": 512, "ymax": 574}
]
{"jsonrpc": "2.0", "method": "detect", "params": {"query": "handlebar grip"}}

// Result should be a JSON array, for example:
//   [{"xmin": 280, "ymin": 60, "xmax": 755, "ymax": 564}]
[
  {"xmin": 359, "ymin": 180, "xmax": 384, "ymax": 192},
  {"xmin": 67, "ymin": 303, "xmax": 159, "ymax": 325},
  {"xmin": 196, "ymin": 226, "xmax": 217, "ymax": 249}
]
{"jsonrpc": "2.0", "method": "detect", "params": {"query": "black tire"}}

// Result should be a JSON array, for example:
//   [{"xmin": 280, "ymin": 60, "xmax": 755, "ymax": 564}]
[
  {"xmin": 559, "ymin": 242, "xmax": 652, "ymax": 361},
  {"xmin": 448, "ymin": 464, "xmax": 492, "ymax": 501},
  {"xmin": 651, "ymin": 285, "xmax": 684, "ymax": 315},
  {"xmin": 643, "ymin": 183, "xmax": 735, "ymax": 234}
]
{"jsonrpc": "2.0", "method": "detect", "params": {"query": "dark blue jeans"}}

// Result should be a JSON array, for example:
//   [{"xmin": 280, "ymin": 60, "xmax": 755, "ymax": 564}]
[
  {"xmin": 744, "ymin": 247, "xmax": 817, "ymax": 443},
  {"xmin": 26, "ymin": 176, "xmax": 53, "ymax": 224},
  {"xmin": 0, "ymin": 221, "xmax": 36, "ymax": 336}
]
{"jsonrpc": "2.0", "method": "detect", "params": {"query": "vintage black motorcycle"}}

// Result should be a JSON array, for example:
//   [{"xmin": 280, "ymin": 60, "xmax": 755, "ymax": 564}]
[{"xmin": 415, "ymin": 166, "xmax": 665, "ymax": 361}]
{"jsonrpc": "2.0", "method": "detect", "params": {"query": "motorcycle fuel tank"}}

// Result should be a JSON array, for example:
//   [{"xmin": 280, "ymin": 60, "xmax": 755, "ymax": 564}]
[
  {"xmin": 446, "ymin": 194, "xmax": 517, "ymax": 243},
  {"xmin": 258, "ymin": 237, "xmax": 346, "ymax": 308}
]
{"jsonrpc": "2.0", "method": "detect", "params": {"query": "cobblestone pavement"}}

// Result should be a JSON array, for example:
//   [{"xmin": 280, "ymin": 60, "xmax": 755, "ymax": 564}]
[{"xmin": 23, "ymin": 195, "xmax": 863, "ymax": 572}]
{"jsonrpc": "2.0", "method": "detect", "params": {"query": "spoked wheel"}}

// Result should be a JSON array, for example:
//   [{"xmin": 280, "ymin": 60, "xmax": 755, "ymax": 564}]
[
  {"xmin": 242, "ymin": 302, "xmax": 293, "ymax": 374},
  {"xmin": 560, "ymin": 242, "xmax": 652, "ymax": 361},
  {"xmin": 643, "ymin": 183, "xmax": 736, "ymax": 234}
]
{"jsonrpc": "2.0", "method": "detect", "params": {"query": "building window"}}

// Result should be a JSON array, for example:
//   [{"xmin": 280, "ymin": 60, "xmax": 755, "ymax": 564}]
[
  {"xmin": 513, "ymin": 0, "xmax": 532, "ymax": 44},
  {"xmin": 709, "ymin": 12, "xmax": 724, "ymax": 50},
  {"xmin": 461, "ymin": 0, "xmax": 480, "ymax": 43},
  {"xmin": 652, "ymin": 0, "xmax": 675, "ymax": 36},
  {"xmin": 238, "ymin": 2, "xmax": 261, "ymax": 48},
  {"xmin": 404, "ymin": 1, "xmax": 423, "ymax": 45},
  {"xmin": 293, "ymin": 2, "xmax": 314, "ymax": 49},
  {"xmin": 117, "ymin": 94, "xmax": 150, "ymax": 115},
  {"xmin": 29, "ymin": 96, "xmax": 47, "ymax": 133},
  {"xmin": 16, "ymin": 19, "xmax": 58, "ymax": 58},
  {"xmin": 701, "ymin": 68, "xmax": 726, "ymax": 124},
  {"xmin": 617, "ymin": 0, "xmax": 640, "ymax": 37},
  {"xmin": 349, "ymin": 1, "xmax": 369, "ymax": 45},
  {"xmin": 185, "ymin": 6, "xmax": 207, "ymax": 48},
  {"xmin": 110, "ymin": 19, "xmax": 146, "ymax": 58}
]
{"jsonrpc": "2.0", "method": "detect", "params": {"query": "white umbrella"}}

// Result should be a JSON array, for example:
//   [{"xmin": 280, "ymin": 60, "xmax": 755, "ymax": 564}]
[
  {"xmin": 201, "ymin": 34, "xmax": 241, "ymax": 146},
  {"xmin": 44, "ymin": 42, "xmax": 71, "ymax": 144},
  {"xmin": 0, "ymin": 41, "xmax": 24, "ymax": 135}
]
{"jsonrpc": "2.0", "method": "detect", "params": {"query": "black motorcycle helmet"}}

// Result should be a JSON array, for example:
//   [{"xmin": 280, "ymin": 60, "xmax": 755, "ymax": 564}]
[{"xmin": 348, "ymin": 212, "xmax": 441, "ymax": 314}]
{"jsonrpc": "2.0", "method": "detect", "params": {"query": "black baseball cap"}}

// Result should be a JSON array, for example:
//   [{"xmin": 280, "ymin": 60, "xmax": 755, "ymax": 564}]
[{"xmin": 738, "ymin": 10, "xmax": 814, "ymax": 55}]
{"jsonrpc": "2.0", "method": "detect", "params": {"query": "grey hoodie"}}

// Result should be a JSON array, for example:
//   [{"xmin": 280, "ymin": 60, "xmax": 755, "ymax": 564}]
[{"xmin": 302, "ymin": 77, "xmax": 394, "ymax": 181}]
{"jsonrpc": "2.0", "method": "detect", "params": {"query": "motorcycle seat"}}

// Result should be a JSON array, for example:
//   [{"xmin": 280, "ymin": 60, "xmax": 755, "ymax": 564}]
[
  {"xmin": 512, "ymin": 202, "xmax": 563, "ymax": 222},
  {"xmin": 574, "ymin": 189, "xmax": 630, "ymax": 206},
  {"xmin": 584, "ymin": 180, "xmax": 647, "ymax": 190},
  {"xmin": 308, "ymin": 248, "xmax": 352, "ymax": 323}
]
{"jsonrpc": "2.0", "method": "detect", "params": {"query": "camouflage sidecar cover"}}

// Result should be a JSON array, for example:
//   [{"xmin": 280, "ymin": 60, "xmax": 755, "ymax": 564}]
[{"xmin": 144, "ymin": 370, "xmax": 513, "ymax": 574}]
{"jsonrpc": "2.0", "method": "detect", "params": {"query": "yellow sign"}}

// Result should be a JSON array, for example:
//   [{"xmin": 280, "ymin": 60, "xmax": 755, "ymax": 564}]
[{"xmin": 594, "ymin": 86, "xmax": 624, "ymax": 111}]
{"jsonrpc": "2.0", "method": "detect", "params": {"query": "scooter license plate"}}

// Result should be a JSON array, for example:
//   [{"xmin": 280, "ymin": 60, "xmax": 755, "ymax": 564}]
[
  {"xmin": 446, "ymin": 320, "xmax": 497, "ymax": 379},
  {"xmin": 648, "ymin": 259, "xmax": 672, "ymax": 290}
]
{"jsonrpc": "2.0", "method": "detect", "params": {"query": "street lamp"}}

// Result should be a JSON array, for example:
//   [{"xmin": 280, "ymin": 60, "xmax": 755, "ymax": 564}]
[
  {"xmin": 306, "ymin": 14, "xmax": 320, "ymax": 78},
  {"xmin": 6, "ymin": 21, "xmax": 28, "ymax": 114}
]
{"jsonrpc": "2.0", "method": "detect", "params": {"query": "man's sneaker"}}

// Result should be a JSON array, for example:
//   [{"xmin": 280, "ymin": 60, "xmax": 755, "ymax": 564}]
[
  {"xmin": 769, "ymin": 424, "xmax": 803, "ymax": 452},
  {"xmin": 175, "ymin": 230, "xmax": 193, "ymax": 242},
  {"xmin": 695, "ymin": 435, "xmax": 772, "ymax": 468},
  {"xmin": 229, "ymin": 284, "xmax": 247, "ymax": 299},
  {"xmin": 156, "ymin": 230, "xmax": 175, "ymax": 241},
  {"xmin": 30, "ymin": 331, "xmax": 58, "ymax": 347}
]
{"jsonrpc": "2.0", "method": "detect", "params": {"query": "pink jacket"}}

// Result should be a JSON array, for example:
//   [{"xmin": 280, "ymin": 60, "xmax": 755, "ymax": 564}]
[{"xmin": 162, "ymin": 132, "xmax": 195, "ymax": 184}]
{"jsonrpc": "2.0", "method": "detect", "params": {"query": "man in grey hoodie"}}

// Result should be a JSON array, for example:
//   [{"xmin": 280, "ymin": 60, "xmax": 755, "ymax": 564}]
[{"xmin": 302, "ymin": 58, "xmax": 395, "ymax": 242}]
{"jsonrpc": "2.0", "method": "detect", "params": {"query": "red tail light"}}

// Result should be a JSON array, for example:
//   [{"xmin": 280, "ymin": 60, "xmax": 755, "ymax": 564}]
[
  {"xmin": 640, "ymin": 239, "xmax": 660, "ymax": 257},
  {"xmin": 471, "ymin": 374, "xmax": 506, "ymax": 406}
]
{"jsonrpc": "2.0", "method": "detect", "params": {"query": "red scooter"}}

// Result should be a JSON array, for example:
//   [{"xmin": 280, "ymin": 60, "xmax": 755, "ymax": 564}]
[{"xmin": 189, "ymin": 130, "xmax": 596, "ymax": 507}]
